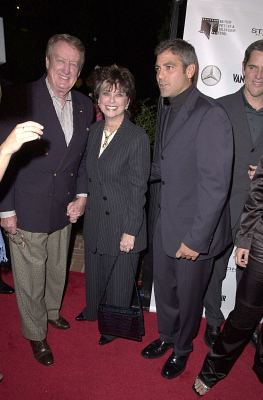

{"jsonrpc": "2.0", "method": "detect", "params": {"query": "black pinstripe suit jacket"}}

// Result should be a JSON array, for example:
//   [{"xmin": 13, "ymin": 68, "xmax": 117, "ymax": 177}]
[{"xmin": 83, "ymin": 116, "xmax": 151, "ymax": 256}]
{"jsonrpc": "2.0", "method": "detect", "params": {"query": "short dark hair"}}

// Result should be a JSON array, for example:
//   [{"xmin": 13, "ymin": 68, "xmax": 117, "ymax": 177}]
[
  {"xmin": 93, "ymin": 64, "xmax": 136, "ymax": 103},
  {"xmin": 243, "ymin": 40, "xmax": 263, "ymax": 67},
  {"xmin": 46, "ymin": 33, "xmax": 85, "ymax": 71},
  {"xmin": 155, "ymin": 38, "xmax": 199, "ymax": 72}
]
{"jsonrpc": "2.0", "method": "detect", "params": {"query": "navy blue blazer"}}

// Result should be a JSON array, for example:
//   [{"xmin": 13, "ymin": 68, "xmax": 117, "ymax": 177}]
[
  {"xmin": 0, "ymin": 76, "xmax": 94, "ymax": 233},
  {"xmin": 151, "ymin": 87, "xmax": 233, "ymax": 260}
]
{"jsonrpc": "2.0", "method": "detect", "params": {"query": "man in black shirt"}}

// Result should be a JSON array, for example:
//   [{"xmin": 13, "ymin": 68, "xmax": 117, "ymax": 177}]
[{"xmin": 204, "ymin": 39, "xmax": 263, "ymax": 348}]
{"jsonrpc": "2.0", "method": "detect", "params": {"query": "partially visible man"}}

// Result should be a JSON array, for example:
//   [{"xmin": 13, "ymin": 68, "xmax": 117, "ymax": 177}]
[
  {"xmin": 0, "ymin": 250, "xmax": 15, "ymax": 294},
  {"xmin": 0, "ymin": 34, "xmax": 94, "ymax": 366},
  {"xmin": 204, "ymin": 39, "xmax": 263, "ymax": 348},
  {"xmin": 0, "ymin": 85, "xmax": 15, "ymax": 295},
  {"xmin": 141, "ymin": 39, "xmax": 233, "ymax": 379},
  {"xmin": 0, "ymin": 120, "xmax": 44, "ymax": 382}
]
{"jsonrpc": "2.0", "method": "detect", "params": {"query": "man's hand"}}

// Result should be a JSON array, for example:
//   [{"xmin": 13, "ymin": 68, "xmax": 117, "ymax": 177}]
[
  {"xmin": 248, "ymin": 165, "xmax": 257, "ymax": 180},
  {"xmin": 1, "ymin": 215, "xmax": 17, "ymax": 234},
  {"xmin": 176, "ymin": 242, "xmax": 199, "ymax": 261},
  {"xmin": 235, "ymin": 247, "xmax": 249, "ymax": 268},
  {"xmin": 67, "ymin": 197, "xmax": 87, "ymax": 223}
]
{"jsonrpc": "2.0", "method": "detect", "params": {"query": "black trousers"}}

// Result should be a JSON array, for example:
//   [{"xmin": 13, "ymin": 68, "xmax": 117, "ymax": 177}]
[
  {"xmin": 203, "ymin": 220, "xmax": 246, "ymax": 329},
  {"xmin": 204, "ymin": 244, "xmax": 233, "ymax": 327},
  {"xmin": 82, "ymin": 251, "xmax": 139, "ymax": 320},
  {"xmin": 153, "ymin": 217, "xmax": 213, "ymax": 355},
  {"xmin": 199, "ymin": 257, "xmax": 263, "ymax": 387}
]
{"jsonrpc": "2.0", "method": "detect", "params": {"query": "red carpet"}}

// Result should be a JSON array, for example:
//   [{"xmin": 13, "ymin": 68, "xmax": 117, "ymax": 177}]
[{"xmin": 0, "ymin": 270, "xmax": 261, "ymax": 400}]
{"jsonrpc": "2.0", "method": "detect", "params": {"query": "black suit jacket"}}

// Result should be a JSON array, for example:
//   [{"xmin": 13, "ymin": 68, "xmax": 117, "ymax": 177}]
[
  {"xmin": 151, "ymin": 87, "xmax": 233, "ymax": 260},
  {"xmin": 0, "ymin": 76, "xmax": 94, "ymax": 233},
  {"xmin": 235, "ymin": 154, "xmax": 263, "ymax": 267},
  {"xmin": 83, "ymin": 117, "xmax": 151, "ymax": 256},
  {"xmin": 217, "ymin": 88, "xmax": 263, "ymax": 233}
]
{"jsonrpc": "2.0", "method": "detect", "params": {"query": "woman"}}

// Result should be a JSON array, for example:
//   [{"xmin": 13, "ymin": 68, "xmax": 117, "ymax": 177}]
[
  {"xmin": 193, "ymin": 156, "xmax": 263, "ymax": 396},
  {"xmin": 0, "ymin": 120, "xmax": 43, "ymax": 382},
  {"xmin": 75, "ymin": 64, "xmax": 150, "ymax": 345}
]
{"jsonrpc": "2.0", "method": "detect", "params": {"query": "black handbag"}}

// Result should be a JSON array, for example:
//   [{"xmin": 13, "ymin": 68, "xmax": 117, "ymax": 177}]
[{"xmin": 97, "ymin": 254, "xmax": 145, "ymax": 341}]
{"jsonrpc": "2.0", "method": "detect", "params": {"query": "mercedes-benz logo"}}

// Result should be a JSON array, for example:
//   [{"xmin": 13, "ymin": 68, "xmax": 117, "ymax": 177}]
[{"xmin": 201, "ymin": 65, "xmax": 221, "ymax": 86}]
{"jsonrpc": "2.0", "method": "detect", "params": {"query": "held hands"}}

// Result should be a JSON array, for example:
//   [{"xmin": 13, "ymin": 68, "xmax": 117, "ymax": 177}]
[
  {"xmin": 1, "ymin": 121, "xmax": 43, "ymax": 156},
  {"xmin": 176, "ymin": 242, "xmax": 199, "ymax": 261},
  {"xmin": 67, "ymin": 197, "xmax": 87, "ymax": 223},
  {"xmin": 120, "ymin": 233, "xmax": 135, "ymax": 253},
  {"xmin": 235, "ymin": 247, "xmax": 249, "ymax": 268}
]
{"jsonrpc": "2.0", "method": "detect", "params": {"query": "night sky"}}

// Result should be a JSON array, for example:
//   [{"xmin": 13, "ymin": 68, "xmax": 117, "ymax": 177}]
[{"xmin": 0, "ymin": 0, "xmax": 180, "ymax": 101}]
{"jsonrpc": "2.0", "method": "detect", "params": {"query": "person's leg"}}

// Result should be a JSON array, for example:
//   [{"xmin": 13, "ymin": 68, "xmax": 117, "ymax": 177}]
[
  {"xmin": 9, "ymin": 229, "xmax": 54, "ymax": 365},
  {"xmin": 160, "ymin": 257, "xmax": 213, "ymax": 379},
  {"xmin": 194, "ymin": 257, "xmax": 263, "ymax": 395},
  {"xmin": 9, "ymin": 229, "xmax": 48, "ymax": 340},
  {"xmin": 204, "ymin": 245, "xmax": 233, "ymax": 346},
  {"xmin": 152, "ymin": 224, "xmax": 179, "ymax": 344},
  {"xmin": 81, "ymin": 250, "xmax": 107, "ymax": 321},
  {"xmin": 141, "ymin": 219, "xmax": 176, "ymax": 359},
  {"xmin": 45, "ymin": 225, "xmax": 71, "ymax": 321},
  {"xmin": 106, "ymin": 253, "xmax": 139, "ymax": 307},
  {"xmin": 96, "ymin": 253, "xmax": 140, "ymax": 344},
  {"xmin": 253, "ymin": 323, "xmax": 263, "ymax": 383}
]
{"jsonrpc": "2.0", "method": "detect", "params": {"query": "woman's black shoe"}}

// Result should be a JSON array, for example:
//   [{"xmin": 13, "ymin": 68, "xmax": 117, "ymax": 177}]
[
  {"xmin": 75, "ymin": 312, "xmax": 87, "ymax": 321},
  {"xmin": 98, "ymin": 335, "xmax": 116, "ymax": 345}
]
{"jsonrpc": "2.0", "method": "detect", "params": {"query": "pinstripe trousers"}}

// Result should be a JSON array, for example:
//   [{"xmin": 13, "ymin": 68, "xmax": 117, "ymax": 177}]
[
  {"xmin": 82, "ymin": 251, "xmax": 139, "ymax": 321},
  {"xmin": 9, "ymin": 225, "xmax": 72, "ymax": 340}
]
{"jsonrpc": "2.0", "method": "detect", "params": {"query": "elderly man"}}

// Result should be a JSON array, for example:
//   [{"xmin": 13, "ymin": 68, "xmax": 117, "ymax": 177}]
[{"xmin": 0, "ymin": 34, "xmax": 93, "ymax": 366}]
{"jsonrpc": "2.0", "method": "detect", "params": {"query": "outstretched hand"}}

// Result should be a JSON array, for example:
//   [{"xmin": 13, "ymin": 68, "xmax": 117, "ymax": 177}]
[{"xmin": 1, "ymin": 121, "xmax": 44, "ymax": 156}]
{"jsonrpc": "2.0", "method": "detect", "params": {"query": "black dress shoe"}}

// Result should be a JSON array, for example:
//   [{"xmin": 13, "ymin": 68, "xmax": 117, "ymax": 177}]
[
  {"xmin": 30, "ymin": 339, "xmax": 54, "ymax": 366},
  {"xmin": 75, "ymin": 312, "xmax": 87, "ymax": 321},
  {"xmin": 141, "ymin": 338, "xmax": 173, "ymax": 359},
  {"xmin": 98, "ymin": 335, "xmax": 116, "ymax": 345},
  {"xmin": 0, "ymin": 280, "xmax": 15, "ymax": 294},
  {"xmin": 161, "ymin": 352, "xmax": 189, "ymax": 379},
  {"xmin": 48, "ymin": 315, "xmax": 70, "ymax": 329},
  {"xmin": 204, "ymin": 324, "xmax": 220, "ymax": 348}
]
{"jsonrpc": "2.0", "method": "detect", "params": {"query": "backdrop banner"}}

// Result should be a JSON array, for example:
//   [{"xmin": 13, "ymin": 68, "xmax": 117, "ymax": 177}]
[{"xmin": 150, "ymin": 0, "xmax": 263, "ymax": 316}]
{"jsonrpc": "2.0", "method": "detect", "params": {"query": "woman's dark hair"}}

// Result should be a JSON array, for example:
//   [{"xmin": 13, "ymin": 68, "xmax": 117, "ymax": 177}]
[{"xmin": 94, "ymin": 64, "xmax": 136, "ymax": 103}]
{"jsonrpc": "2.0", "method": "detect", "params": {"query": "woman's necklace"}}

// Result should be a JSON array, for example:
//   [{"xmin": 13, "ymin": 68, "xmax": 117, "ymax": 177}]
[{"xmin": 102, "ymin": 128, "xmax": 117, "ymax": 149}]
